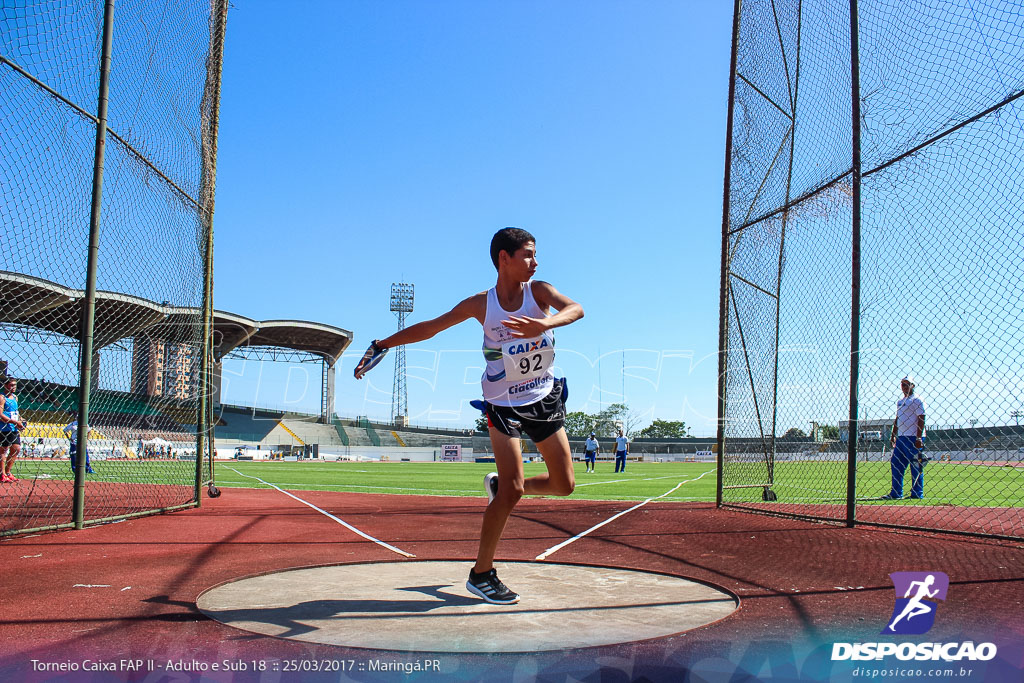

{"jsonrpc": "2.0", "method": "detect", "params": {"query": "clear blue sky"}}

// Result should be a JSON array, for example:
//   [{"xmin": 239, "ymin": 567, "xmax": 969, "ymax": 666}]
[{"xmin": 212, "ymin": 1, "xmax": 734, "ymax": 435}]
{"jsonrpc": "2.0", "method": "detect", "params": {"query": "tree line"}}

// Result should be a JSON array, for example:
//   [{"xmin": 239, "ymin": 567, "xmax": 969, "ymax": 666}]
[{"xmin": 782, "ymin": 425, "xmax": 840, "ymax": 440}]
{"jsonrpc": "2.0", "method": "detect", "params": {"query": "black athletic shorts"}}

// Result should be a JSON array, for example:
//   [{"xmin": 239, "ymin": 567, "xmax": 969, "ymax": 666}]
[
  {"xmin": 485, "ymin": 378, "xmax": 566, "ymax": 444},
  {"xmin": 0, "ymin": 430, "xmax": 21, "ymax": 447}
]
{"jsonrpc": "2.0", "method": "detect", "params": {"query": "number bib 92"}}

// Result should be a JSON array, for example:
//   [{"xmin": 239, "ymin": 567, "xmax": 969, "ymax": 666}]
[{"xmin": 501, "ymin": 335, "xmax": 554, "ymax": 382}]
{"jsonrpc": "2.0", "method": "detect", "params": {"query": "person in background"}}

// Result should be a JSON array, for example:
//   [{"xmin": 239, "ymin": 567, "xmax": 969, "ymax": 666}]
[
  {"xmin": 614, "ymin": 428, "xmax": 629, "ymax": 473},
  {"xmin": 0, "ymin": 377, "xmax": 27, "ymax": 482},
  {"xmin": 882, "ymin": 374, "xmax": 926, "ymax": 500},
  {"xmin": 63, "ymin": 409, "xmax": 95, "ymax": 475},
  {"xmin": 583, "ymin": 432, "xmax": 599, "ymax": 473}
]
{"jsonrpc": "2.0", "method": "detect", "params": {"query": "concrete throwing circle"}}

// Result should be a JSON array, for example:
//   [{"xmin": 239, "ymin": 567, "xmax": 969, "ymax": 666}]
[{"xmin": 197, "ymin": 561, "xmax": 737, "ymax": 652}]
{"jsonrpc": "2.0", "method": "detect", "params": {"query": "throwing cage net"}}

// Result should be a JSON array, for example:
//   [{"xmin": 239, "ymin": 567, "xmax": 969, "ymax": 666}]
[
  {"xmin": 0, "ymin": 0, "xmax": 227, "ymax": 535},
  {"xmin": 719, "ymin": 0, "xmax": 1023, "ymax": 539}
]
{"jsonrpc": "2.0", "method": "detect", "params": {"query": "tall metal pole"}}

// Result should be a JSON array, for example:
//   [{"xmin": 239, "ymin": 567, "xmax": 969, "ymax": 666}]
[
  {"xmin": 717, "ymin": 0, "xmax": 743, "ymax": 508},
  {"xmin": 392, "ymin": 311, "xmax": 407, "ymax": 420},
  {"xmin": 845, "ymin": 0, "xmax": 863, "ymax": 527},
  {"xmin": 73, "ymin": 0, "xmax": 116, "ymax": 529},
  {"xmin": 196, "ymin": 0, "xmax": 229, "ymax": 504},
  {"xmin": 390, "ymin": 283, "xmax": 414, "ymax": 424}
]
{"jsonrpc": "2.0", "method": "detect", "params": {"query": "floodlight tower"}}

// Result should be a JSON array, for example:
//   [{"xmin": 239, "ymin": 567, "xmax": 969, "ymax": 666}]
[{"xmin": 390, "ymin": 282, "xmax": 414, "ymax": 424}]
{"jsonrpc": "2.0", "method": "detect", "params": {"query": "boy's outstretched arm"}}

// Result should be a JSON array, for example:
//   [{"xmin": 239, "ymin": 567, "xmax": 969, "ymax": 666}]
[
  {"xmin": 376, "ymin": 293, "xmax": 485, "ymax": 350},
  {"xmin": 502, "ymin": 280, "xmax": 583, "ymax": 338}
]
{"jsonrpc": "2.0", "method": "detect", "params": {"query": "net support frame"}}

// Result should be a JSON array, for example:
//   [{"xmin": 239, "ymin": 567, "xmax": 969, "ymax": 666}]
[
  {"xmin": 73, "ymin": 0, "xmax": 116, "ymax": 529},
  {"xmin": 196, "ymin": 0, "xmax": 230, "ymax": 503},
  {"xmin": 716, "ymin": 0, "xmax": 744, "ymax": 508},
  {"xmin": 844, "ymin": 0, "xmax": 863, "ymax": 528},
  {"xmin": 717, "ymin": 0, "xmax": 1023, "ymax": 542}
]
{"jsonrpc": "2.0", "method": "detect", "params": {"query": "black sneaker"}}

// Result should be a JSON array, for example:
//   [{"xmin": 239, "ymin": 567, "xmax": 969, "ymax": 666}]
[
  {"xmin": 484, "ymin": 472, "xmax": 498, "ymax": 504},
  {"xmin": 466, "ymin": 568, "xmax": 520, "ymax": 604},
  {"xmin": 878, "ymin": 493, "xmax": 902, "ymax": 500}
]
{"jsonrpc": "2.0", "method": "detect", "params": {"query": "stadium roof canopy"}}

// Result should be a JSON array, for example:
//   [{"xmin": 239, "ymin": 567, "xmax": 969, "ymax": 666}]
[
  {"xmin": 209, "ymin": 312, "xmax": 353, "ymax": 364},
  {"xmin": 0, "ymin": 271, "xmax": 352, "ymax": 365}
]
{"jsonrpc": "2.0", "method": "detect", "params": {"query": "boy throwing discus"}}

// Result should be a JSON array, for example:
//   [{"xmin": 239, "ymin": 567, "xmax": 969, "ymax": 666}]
[{"xmin": 355, "ymin": 227, "xmax": 583, "ymax": 604}]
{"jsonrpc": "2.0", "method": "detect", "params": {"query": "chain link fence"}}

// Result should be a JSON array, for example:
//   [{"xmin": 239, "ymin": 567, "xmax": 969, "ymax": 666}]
[
  {"xmin": 718, "ymin": 0, "xmax": 1023, "ymax": 539},
  {"xmin": 0, "ymin": 0, "xmax": 226, "ymax": 535}
]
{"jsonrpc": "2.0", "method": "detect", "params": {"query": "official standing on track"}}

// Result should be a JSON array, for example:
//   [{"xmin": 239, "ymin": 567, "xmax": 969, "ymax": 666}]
[
  {"xmin": 882, "ymin": 374, "xmax": 926, "ymax": 500},
  {"xmin": 614, "ymin": 428, "xmax": 629, "ymax": 473},
  {"xmin": 583, "ymin": 432, "xmax": 599, "ymax": 473},
  {"xmin": 63, "ymin": 410, "xmax": 95, "ymax": 475}
]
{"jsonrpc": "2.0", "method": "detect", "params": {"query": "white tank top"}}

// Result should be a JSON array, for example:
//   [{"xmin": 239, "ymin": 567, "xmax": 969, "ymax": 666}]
[{"xmin": 481, "ymin": 281, "xmax": 556, "ymax": 407}]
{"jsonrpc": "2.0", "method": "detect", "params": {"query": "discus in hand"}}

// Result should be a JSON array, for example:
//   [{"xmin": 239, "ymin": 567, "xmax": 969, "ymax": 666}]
[{"xmin": 354, "ymin": 340, "xmax": 388, "ymax": 379}]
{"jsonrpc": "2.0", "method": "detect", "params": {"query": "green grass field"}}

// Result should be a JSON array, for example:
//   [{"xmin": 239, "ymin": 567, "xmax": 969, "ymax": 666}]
[
  {"xmin": 14, "ymin": 458, "xmax": 197, "ymax": 487},
  {"xmin": 214, "ymin": 460, "xmax": 719, "ymax": 503},
  {"xmin": 13, "ymin": 458, "xmax": 1021, "ymax": 507},
  {"xmin": 723, "ymin": 460, "xmax": 1023, "ymax": 507}
]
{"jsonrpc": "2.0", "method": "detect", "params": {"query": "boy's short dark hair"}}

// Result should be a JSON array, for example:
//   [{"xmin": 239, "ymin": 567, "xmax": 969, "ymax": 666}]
[{"xmin": 490, "ymin": 227, "xmax": 535, "ymax": 269}]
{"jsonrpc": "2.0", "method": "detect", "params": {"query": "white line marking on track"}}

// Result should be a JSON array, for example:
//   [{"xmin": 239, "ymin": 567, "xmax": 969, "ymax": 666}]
[
  {"xmin": 536, "ymin": 469, "xmax": 715, "ymax": 561},
  {"xmin": 225, "ymin": 467, "xmax": 415, "ymax": 558},
  {"xmin": 73, "ymin": 584, "xmax": 111, "ymax": 588}
]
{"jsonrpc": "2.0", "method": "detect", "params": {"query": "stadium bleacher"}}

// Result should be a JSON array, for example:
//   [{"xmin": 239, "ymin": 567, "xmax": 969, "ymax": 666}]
[
  {"xmin": 395, "ymin": 431, "xmax": 474, "ymax": 449},
  {"xmin": 279, "ymin": 419, "xmax": 345, "ymax": 446},
  {"xmin": 331, "ymin": 420, "xmax": 375, "ymax": 447},
  {"xmin": 214, "ymin": 405, "xmax": 284, "ymax": 442},
  {"xmin": 11, "ymin": 379, "xmax": 196, "ymax": 461}
]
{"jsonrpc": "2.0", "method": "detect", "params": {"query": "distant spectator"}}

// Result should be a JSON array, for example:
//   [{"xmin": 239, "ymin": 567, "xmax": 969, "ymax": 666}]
[
  {"xmin": 64, "ymin": 410, "xmax": 95, "ymax": 475},
  {"xmin": 583, "ymin": 432, "xmax": 599, "ymax": 473},
  {"xmin": 614, "ymin": 428, "xmax": 629, "ymax": 473},
  {"xmin": 881, "ymin": 375, "xmax": 926, "ymax": 500},
  {"xmin": 1, "ymin": 377, "xmax": 27, "ymax": 482}
]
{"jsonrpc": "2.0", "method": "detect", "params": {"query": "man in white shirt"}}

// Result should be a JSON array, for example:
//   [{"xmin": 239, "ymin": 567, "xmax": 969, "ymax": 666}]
[
  {"xmin": 882, "ymin": 375, "xmax": 926, "ymax": 500},
  {"xmin": 614, "ymin": 428, "xmax": 629, "ymax": 473},
  {"xmin": 583, "ymin": 432, "xmax": 599, "ymax": 473}
]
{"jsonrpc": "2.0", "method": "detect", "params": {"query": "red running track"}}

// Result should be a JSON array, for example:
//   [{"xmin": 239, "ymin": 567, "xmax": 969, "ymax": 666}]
[{"xmin": 0, "ymin": 487, "xmax": 1021, "ymax": 681}]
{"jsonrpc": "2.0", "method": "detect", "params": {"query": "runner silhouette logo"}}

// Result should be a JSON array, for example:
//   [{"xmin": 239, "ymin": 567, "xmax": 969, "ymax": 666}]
[{"xmin": 883, "ymin": 571, "xmax": 949, "ymax": 635}]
